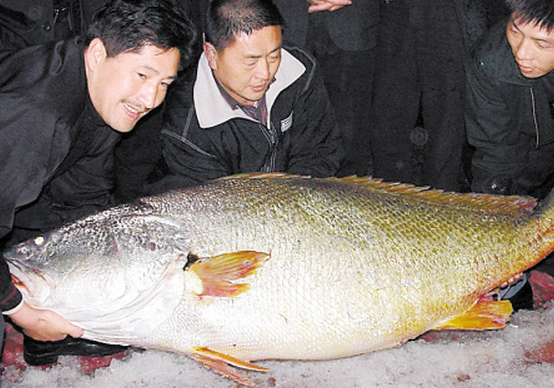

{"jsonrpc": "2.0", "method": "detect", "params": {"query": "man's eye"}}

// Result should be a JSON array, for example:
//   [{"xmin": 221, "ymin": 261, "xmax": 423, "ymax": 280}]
[{"xmin": 138, "ymin": 72, "xmax": 147, "ymax": 79}]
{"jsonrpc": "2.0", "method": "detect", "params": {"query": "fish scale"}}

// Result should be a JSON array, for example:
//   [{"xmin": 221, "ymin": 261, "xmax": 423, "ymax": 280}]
[{"xmin": 5, "ymin": 173, "xmax": 554, "ymax": 386}]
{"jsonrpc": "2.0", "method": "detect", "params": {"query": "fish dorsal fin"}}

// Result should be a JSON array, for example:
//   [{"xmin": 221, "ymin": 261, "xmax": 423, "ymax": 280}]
[
  {"xmin": 217, "ymin": 173, "xmax": 539, "ymax": 216},
  {"xmin": 363, "ymin": 182, "xmax": 538, "ymax": 216}
]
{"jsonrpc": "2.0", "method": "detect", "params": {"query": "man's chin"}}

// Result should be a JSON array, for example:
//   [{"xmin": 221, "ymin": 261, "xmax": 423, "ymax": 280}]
[
  {"xmin": 520, "ymin": 66, "xmax": 549, "ymax": 79},
  {"xmin": 106, "ymin": 118, "xmax": 138, "ymax": 133}
]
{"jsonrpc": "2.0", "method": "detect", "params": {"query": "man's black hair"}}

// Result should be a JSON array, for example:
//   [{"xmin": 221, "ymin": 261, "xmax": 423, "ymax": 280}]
[
  {"xmin": 505, "ymin": 0, "xmax": 554, "ymax": 30},
  {"xmin": 85, "ymin": 0, "xmax": 197, "ymax": 69},
  {"xmin": 205, "ymin": 0, "xmax": 284, "ymax": 51}
]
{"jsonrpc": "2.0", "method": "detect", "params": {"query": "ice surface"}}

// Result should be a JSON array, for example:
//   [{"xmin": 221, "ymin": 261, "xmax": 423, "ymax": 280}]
[{"xmin": 3, "ymin": 305, "xmax": 554, "ymax": 388}]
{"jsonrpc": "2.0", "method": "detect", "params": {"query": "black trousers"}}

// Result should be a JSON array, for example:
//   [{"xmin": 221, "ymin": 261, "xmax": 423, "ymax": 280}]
[{"xmin": 305, "ymin": 14, "xmax": 376, "ymax": 178}]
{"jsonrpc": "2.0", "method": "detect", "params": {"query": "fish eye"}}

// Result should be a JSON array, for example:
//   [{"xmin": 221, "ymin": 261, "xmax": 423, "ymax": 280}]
[{"xmin": 33, "ymin": 236, "xmax": 46, "ymax": 246}]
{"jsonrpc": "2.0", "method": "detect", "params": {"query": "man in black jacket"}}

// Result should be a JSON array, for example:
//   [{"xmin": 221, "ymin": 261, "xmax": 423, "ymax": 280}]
[
  {"xmin": 367, "ymin": 0, "xmax": 478, "ymax": 193},
  {"xmin": 466, "ymin": 0, "xmax": 554, "ymax": 309},
  {"xmin": 0, "ymin": 0, "xmax": 196, "ymax": 367},
  {"xmin": 0, "ymin": 0, "xmax": 109, "ymax": 52},
  {"xmin": 467, "ymin": 0, "xmax": 554, "ymax": 198},
  {"xmin": 116, "ymin": 0, "xmax": 343, "ymax": 199}
]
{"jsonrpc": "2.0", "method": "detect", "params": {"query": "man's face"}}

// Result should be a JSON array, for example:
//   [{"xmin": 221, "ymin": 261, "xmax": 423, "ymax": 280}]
[
  {"xmin": 506, "ymin": 15, "xmax": 554, "ymax": 79},
  {"xmin": 205, "ymin": 26, "xmax": 282, "ymax": 107},
  {"xmin": 85, "ymin": 38, "xmax": 180, "ymax": 132}
]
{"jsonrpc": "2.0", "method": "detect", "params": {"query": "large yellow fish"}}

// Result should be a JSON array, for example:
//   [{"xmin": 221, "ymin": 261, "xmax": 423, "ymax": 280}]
[{"xmin": 5, "ymin": 174, "xmax": 554, "ymax": 386}]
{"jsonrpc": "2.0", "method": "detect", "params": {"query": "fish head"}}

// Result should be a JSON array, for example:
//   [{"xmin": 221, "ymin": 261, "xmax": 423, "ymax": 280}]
[{"xmin": 3, "ymin": 205, "xmax": 194, "ymax": 338}]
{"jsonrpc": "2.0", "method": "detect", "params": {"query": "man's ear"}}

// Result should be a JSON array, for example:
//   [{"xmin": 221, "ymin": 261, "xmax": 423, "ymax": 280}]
[
  {"xmin": 84, "ymin": 38, "xmax": 107, "ymax": 73},
  {"xmin": 203, "ymin": 42, "xmax": 218, "ymax": 70}
]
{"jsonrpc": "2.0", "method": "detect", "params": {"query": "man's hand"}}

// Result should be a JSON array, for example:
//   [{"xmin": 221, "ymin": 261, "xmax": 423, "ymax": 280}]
[
  {"xmin": 306, "ymin": 0, "xmax": 352, "ymax": 13},
  {"xmin": 8, "ymin": 302, "xmax": 83, "ymax": 341}
]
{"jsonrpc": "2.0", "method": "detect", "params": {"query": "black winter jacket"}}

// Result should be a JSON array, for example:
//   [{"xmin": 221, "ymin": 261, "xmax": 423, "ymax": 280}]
[
  {"xmin": 0, "ymin": 38, "xmax": 119, "ymax": 312},
  {"xmin": 0, "ymin": 0, "xmax": 108, "ymax": 52},
  {"xmin": 466, "ymin": 19, "xmax": 554, "ymax": 197},
  {"xmin": 159, "ymin": 46, "xmax": 344, "ymax": 189}
]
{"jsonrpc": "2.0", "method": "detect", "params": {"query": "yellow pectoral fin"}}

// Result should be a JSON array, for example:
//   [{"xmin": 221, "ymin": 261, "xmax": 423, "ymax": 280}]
[
  {"xmin": 188, "ymin": 251, "xmax": 269, "ymax": 298},
  {"xmin": 433, "ymin": 300, "xmax": 513, "ymax": 331},
  {"xmin": 191, "ymin": 347, "xmax": 269, "ymax": 387}
]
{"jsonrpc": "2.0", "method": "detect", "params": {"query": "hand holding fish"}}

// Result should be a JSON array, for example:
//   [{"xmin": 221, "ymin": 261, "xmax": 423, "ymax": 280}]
[{"xmin": 8, "ymin": 302, "xmax": 83, "ymax": 342}]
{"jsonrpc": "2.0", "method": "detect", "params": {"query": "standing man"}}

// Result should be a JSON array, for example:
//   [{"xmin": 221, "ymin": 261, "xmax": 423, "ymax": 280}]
[
  {"xmin": 129, "ymin": 0, "xmax": 344, "ymax": 194},
  {"xmin": 466, "ymin": 0, "xmax": 554, "ymax": 309},
  {"xmin": 272, "ymin": 0, "xmax": 379, "ymax": 177},
  {"xmin": 368, "ymin": 0, "xmax": 485, "ymax": 192},
  {"xmin": 0, "ymin": 0, "xmax": 196, "ymax": 366}
]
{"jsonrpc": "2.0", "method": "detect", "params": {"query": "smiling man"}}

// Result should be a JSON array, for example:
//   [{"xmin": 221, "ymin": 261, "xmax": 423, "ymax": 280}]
[
  {"xmin": 0, "ymin": 0, "xmax": 196, "ymax": 368},
  {"xmin": 119, "ymin": 0, "xmax": 343, "ymax": 195},
  {"xmin": 465, "ymin": 0, "xmax": 554, "ymax": 311},
  {"xmin": 85, "ymin": 42, "xmax": 180, "ymax": 132}
]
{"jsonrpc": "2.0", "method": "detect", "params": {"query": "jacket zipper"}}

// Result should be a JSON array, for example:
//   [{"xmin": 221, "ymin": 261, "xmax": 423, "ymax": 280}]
[
  {"xmin": 530, "ymin": 87, "xmax": 540, "ymax": 148},
  {"xmin": 259, "ymin": 123, "xmax": 277, "ymax": 172}
]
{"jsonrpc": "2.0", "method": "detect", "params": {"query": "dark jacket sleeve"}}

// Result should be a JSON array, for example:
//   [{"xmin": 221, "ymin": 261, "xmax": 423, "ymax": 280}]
[
  {"xmin": 16, "ymin": 124, "xmax": 121, "ymax": 234},
  {"xmin": 0, "ymin": 94, "xmax": 69, "ymax": 236},
  {"xmin": 0, "ymin": 95, "xmax": 68, "ymax": 313},
  {"xmin": 0, "ymin": 257, "xmax": 22, "ymax": 313},
  {"xmin": 161, "ymin": 80, "xmax": 231, "ymax": 189},
  {"xmin": 284, "ymin": 53, "xmax": 344, "ymax": 177},
  {"xmin": 162, "ymin": 111, "xmax": 232, "ymax": 189}
]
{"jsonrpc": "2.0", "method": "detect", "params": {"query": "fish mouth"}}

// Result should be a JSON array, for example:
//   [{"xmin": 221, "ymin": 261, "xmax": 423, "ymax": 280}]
[{"xmin": 4, "ymin": 255, "xmax": 53, "ymax": 303}]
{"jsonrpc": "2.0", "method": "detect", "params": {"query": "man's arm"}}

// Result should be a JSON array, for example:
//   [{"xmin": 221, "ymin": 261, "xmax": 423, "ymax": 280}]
[
  {"xmin": 286, "ymin": 56, "xmax": 344, "ymax": 177},
  {"xmin": 158, "ymin": 83, "xmax": 233, "ymax": 189},
  {"xmin": 162, "ymin": 126, "xmax": 230, "ymax": 188}
]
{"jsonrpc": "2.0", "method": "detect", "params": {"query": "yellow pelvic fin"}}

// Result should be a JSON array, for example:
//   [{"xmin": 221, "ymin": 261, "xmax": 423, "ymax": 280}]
[
  {"xmin": 191, "ymin": 347, "xmax": 269, "ymax": 387},
  {"xmin": 188, "ymin": 251, "xmax": 269, "ymax": 297},
  {"xmin": 433, "ymin": 300, "xmax": 513, "ymax": 331}
]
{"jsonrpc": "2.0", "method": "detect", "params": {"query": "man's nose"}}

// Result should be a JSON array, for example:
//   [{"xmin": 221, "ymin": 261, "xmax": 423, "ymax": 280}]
[
  {"xmin": 138, "ymin": 83, "xmax": 160, "ymax": 109},
  {"xmin": 514, "ymin": 38, "xmax": 533, "ymax": 61},
  {"xmin": 254, "ymin": 60, "xmax": 271, "ymax": 80}
]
